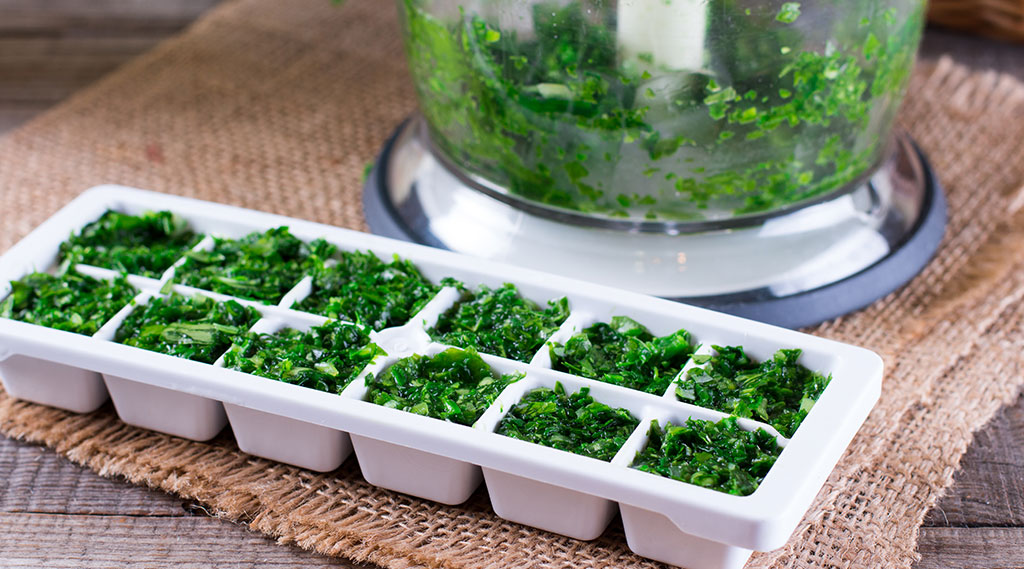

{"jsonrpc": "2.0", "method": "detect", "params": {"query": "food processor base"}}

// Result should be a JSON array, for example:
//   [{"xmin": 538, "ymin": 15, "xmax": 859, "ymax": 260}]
[{"xmin": 364, "ymin": 117, "xmax": 946, "ymax": 329}]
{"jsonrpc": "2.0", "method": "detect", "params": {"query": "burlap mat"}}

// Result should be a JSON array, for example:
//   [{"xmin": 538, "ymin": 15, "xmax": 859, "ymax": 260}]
[{"xmin": 1, "ymin": 1, "xmax": 1023, "ymax": 567}]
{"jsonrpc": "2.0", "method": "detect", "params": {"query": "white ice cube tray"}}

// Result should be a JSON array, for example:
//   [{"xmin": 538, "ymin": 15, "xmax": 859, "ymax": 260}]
[{"xmin": 0, "ymin": 185, "xmax": 883, "ymax": 569}]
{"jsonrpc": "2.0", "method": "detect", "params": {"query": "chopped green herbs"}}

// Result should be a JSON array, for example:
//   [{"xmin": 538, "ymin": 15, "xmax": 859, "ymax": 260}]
[
  {"xmin": 114, "ymin": 293, "xmax": 259, "ymax": 364},
  {"xmin": 59, "ymin": 210, "xmax": 201, "ymax": 277},
  {"xmin": 775, "ymin": 2, "xmax": 802, "ymax": 24},
  {"xmin": 675, "ymin": 346, "xmax": 831, "ymax": 438},
  {"xmin": 292, "ymin": 250, "xmax": 439, "ymax": 331},
  {"xmin": 401, "ymin": 0, "xmax": 925, "ymax": 220},
  {"xmin": 631, "ymin": 417, "xmax": 781, "ymax": 496},
  {"xmin": 365, "ymin": 347, "xmax": 518, "ymax": 426},
  {"xmin": 224, "ymin": 320, "xmax": 385, "ymax": 393},
  {"xmin": 430, "ymin": 283, "xmax": 569, "ymax": 362},
  {"xmin": 175, "ymin": 227, "xmax": 334, "ymax": 304},
  {"xmin": 1, "ymin": 271, "xmax": 136, "ymax": 335},
  {"xmin": 496, "ymin": 382, "xmax": 639, "ymax": 461},
  {"xmin": 549, "ymin": 316, "xmax": 694, "ymax": 394}
]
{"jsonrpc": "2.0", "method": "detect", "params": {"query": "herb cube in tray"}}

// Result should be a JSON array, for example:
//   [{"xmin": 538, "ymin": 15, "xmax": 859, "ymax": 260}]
[
  {"xmin": 114, "ymin": 293, "xmax": 259, "ymax": 364},
  {"xmin": 59, "ymin": 210, "xmax": 202, "ymax": 278},
  {"xmin": 549, "ymin": 316, "xmax": 695, "ymax": 395},
  {"xmin": 292, "ymin": 250, "xmax": 438, "ymax": 331},
  {"xmin": 1, "ymin": 271, "xmax": 136, "ymax": 335},
  {"xmin": 430, "ymin": 283, "xmax": 569, "ymax": 363},
  {"xmin": 631, "ymin": 417, "xmax": 781, "ymax": 496},
  {"xmin": 675, "ymin": 346, "xmax": 831, "ymax": 438},
  {"xmin": 496, "ymin": 382, "xmax": 639, "ymax": 462},
  {"xmin": 223, "ymin": 321, "xmax": 386, "ymax": 394},
  {"xmin": 366, "ymin": 348, "xmax": 519, "ymax": 426},
  {"xmin": 175, "ymin": 227, "xmax": 333, "ymax": 303}
]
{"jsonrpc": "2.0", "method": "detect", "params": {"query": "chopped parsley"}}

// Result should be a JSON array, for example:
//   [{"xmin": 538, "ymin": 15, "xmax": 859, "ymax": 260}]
[
  {"xmin": 223, "ymin": 320, "xmax": 385, "ymax": 393},
  {"xmin": 292, "ymin": 250, "xmax": 439, "ymax": 331},
  {"xmin": 59, "ymin": 210, "xmax": 201, "ymax": 277},
  {"xmin": 1, "ymin": 271, "xmax": 136, "ymax": 335},
  {"xmin": 114, "ymin": 293, "xmax": 259, "ymax": 364},
  {"xmin": 401, "ymin": 0, "xmax": 924, "ymax": 220},
  {"xmin": 175, "ymin": 227, "xmax": 334, "ymax": 304},
  {"xmin": 631, "ymin": 417, "xmax": 781, "ymax": 496},
  {"xmin": 495, "ymin": 382, "xmax": 639, "ymax": 462},
  {"xmin": 549, "ymin": 316, "xmax": 694, "ymax": 394},
  {"xmin": 430, "ymin": 283, "xmax": 569, "ymax": 363},
  {"xmin": 675, "ymin": 346, "xmax": 831, "ymax": 438},
  {"xmin": 365, "ymin": 347, "xmax": 518, "ymax": 426}
]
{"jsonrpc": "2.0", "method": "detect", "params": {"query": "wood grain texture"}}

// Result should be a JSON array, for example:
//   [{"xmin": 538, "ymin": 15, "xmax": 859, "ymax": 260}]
[
  {"xmin": 916, "ymin": 528, "xmax": 1024, "ymax": 569},
  {"xmin": 0, "ymin": 0, "xmax": 220, "ymax": 133},
  {"xmin": 0, "ymin": 511, "xmax": 364, "ymax": 568}
]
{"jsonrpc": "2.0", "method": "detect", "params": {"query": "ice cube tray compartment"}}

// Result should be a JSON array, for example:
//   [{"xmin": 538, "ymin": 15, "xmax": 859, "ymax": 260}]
[{"xmin": 0, "ymin": 185, "xmax": 884, "ymax": 569}]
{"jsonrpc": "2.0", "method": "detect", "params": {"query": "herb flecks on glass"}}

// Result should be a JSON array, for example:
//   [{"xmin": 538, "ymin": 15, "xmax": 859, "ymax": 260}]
[
  {"xmin": 59, "ymin": 210, "xmax": 201, "ymax": 277},
  {"xmin": 496, "ymin": 382, "xmax": 639, "ymax": 462},
  {"xmin": 401, "ymin": 0, "xmax": 924, "ymax": 220},
  {"xmin": 430, "ymin": 283, "xmax": 569, "ymax": 363},
  {"xmin": 366, "ymin": 347, "xmax": 518, "ymax": 426},
  {"xmin": 675, "ymin": 346, "xmax": 831, "ymax": 438},
  {"xmin": 292, "ymin": 250, "xmax": 439, "ymax": 331},
  {"xmin": 1, "ymin": 271, "xmax": 136, "ymax": 336},
  {"xmin": 224, "ymin": 320, "xmax": 385, "ymax": 394},
  {"xmin": 175, "ymin": 227, "xmax": 334, "ymax": 304},
  {"xmin": 631, "ymin": 417, "xmax": 781, "ymax": 496},
  {"xmin": 550, "ymin": 316, "xmax": 694, "ymax": 395},
  {"xmin": 114, "ymin": 293, "xmax": 259, "ymax": 364}
]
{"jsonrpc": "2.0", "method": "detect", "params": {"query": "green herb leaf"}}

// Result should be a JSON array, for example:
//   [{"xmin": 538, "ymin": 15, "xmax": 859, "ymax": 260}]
[
  {"xmin": 59, "ymin": 210, "xmax": 201, "ymax": 277},
  {"xmin": 430, "ymin": 283, "xmax": 569, "ymax": 363},
  {"xmin": 293, "ymin": 250, "xmax": 438, "ymax": 331},
  {"xmin": 631, "ymin": 417, "xmax": 781, "ymax": 496},
  {"xmin": 114, "ymin": 293, "xmax": 259, "ymax": 363},
  {"xmin": 674, "ymin": 346, "xmax": 831, "ymax": 438},
  {"xmin": 550, "ymin": 317, "xmax": 694, "ymax": 395},
  {"xmin": 224, "ymin": 320, "xmax": 385, "ymax": 393},
  {"xmin": 175, "ymin": 227, "xmax": 334, "ymax": 304},
  {"xmin": 1, "ymin": 271, "xmax": 136, "ymax": 336},
  {"xmin": 496, "ymin": 382, "xmax": 639, "ymax": 462},
  {"xmin": 365, "ymin": 347, "xmax": 519, "ymax": 426}
]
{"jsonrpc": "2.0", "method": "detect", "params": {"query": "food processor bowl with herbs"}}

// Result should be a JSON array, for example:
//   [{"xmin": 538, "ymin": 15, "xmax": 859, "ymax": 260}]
[{"xmin": 365, "ymin": 0, "xmax": 945, "ymax": 328}]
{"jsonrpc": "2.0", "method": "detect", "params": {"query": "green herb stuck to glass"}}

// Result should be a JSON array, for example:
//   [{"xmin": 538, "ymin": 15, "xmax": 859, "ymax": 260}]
[{"xmin": 400, "ymin": 0, "xmax": 924, "ymax": 222}]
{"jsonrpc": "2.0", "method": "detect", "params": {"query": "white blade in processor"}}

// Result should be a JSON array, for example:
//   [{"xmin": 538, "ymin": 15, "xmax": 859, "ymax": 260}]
[{"xmin": 617, "ymin": 0, "xmax": 708, "ymax": 72}]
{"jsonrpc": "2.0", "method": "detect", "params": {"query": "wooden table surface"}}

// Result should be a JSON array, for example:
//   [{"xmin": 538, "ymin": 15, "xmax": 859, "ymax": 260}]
[{"xmin": 1, "ymin": 2, "xmax": 1023, "ymax": 567}]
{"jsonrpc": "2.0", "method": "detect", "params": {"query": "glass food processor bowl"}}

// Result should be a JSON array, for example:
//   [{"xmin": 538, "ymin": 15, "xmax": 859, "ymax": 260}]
[
  {"xmin": 398, "ymin": 0, "xmax": 924, "ymax": 228},
  {"xmin": 366, "ymin": 0, "xmax": 944, "ymax": 328}
]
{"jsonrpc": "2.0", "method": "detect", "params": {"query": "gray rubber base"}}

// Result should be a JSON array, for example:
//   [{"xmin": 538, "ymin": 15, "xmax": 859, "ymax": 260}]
[{"xmin": 364, "ymin": 125, "xmax": 946, "ymax": 330}]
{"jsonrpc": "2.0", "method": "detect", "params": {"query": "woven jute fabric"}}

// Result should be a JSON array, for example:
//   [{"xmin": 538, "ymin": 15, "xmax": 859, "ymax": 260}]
[{"xmin": 1, "ymin": 1, "xmax": 1024, "ymax": 567}]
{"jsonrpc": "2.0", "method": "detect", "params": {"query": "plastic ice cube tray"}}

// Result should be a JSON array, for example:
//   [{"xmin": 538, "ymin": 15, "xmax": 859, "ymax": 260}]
[{"xmin": 0, "ymin": 185, "xmax": 883, "ymax": 569}]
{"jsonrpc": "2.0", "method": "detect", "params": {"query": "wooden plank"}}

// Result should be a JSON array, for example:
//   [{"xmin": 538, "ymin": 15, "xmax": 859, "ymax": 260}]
[
  {"xmin": 0, "ymin": 512, "xmax": 368, "ymax": 568},
  {"xmin": 916, "ymin": 527, "xmax": 1024, "ymax": 569},
  {"xmin": 922, "ymin": 393, "xmax": 1024, "ymax": 528},
  {"xmin": 0, "ymin": 0, "xmax": 220, "ymax": 32},
  {"xmin": 0, "ymin": 436, "xmax": 184, "ymax": 516}
]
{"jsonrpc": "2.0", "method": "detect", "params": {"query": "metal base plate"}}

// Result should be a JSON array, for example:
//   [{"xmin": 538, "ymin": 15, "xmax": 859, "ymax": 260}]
[{"xmin": 364, "ymin": 119, "xmax": 946, "ymax": 329}]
